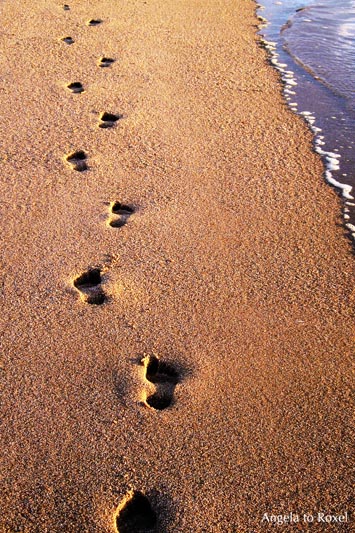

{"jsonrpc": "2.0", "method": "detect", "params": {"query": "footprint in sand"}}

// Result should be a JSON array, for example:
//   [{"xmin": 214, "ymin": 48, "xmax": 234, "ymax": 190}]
[
  {"xmin": 61, "ymin": 36, "xmax": 74, "ymax": 45},
  {"xmin": 98, "ymin": 57, "xmax": 115, "ymax": 68},
  {"xmin": 115, "ymin": 490, "xmax": 157, "ymax": 533},
  {"xmin": 65, "ymin": 150, "xmax": 88, "ymax": 171},
  {"xmin": 66, "ymin": 82, "xmax": 84, "ymax": 94},
  {"xmin": 107, "ymin": 202, "xmax": 134, "ymax": 228},
  {"xmin": 87, "ymin": 19, "xmax": 103, "ymax": 26},
  {"xmin": 73, "ymin": 268, "xmax": 106, "ymax": 305},
  {"xmin": 141, "ymin": 355, "xmax": 180, "ymax": 410},
  {"xmin": 98, "ymin": 112, "xmax": 122, "ymax": 129},
  {"xmin": 63, "ymin": 4, "xmax": 70, "ymax": 10}
]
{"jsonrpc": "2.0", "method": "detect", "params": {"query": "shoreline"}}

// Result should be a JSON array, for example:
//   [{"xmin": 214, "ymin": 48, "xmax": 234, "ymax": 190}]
[
  {"xmin": 257, "ymin": 0, "xmax": 355, "ymax": 241},
  {"xmin": 0, "ymin": 0, "xmax": 354, "ymax": 531}
]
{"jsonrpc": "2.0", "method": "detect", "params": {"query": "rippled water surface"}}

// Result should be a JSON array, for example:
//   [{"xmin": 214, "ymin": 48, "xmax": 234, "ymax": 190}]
[
  {"xmin": 284, "ymin": 2, "xmax": 355, "ymax": 105},
  {"xmin": 257, "ymin": 0, "xmax": 355, "ymax": 235}
]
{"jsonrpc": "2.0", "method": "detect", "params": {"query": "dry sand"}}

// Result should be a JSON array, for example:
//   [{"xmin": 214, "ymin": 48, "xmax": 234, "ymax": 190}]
[{"xmin": 0, "ymin": 0, "xmax": 354, "ymax": 531}]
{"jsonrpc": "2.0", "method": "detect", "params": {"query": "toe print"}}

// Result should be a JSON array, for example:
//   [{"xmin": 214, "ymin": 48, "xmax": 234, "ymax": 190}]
[
  {"xmin": 66, "ymin": 82, "xmax": 84, "ymax": 94},
  {"xmin": 142, "ymin": 355, "xmax": 180, "ymax": 410},
  {"xmin": 115, "ymin": 491, "xmax": 157, "ymax": 533},
  {"xmin": 65, "ymin": 150, "xmax": 88, "ymax": 171},
  {"xmin": 98, "ymin": 57, "xmax": 115, "ymax": 68},
  {"xmin": 73, "ymin": 268, "xmax": 106, "ymax": 305},
  {"xmin": 98, "ymin": 112, "xmax": 122, "ymax": 129},
  {"xmin": 107, "ymin": 201, "xmax": 134, "ymax": 228},
  {"xmin": 61, "ymin": 36, "xmax": 74, "ymax": 45}
]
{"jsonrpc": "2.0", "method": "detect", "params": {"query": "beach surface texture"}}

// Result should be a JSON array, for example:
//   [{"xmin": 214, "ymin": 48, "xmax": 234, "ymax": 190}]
[{"xmin": 0, "ymin": 0, "xmax": 354, "ymax": 531}]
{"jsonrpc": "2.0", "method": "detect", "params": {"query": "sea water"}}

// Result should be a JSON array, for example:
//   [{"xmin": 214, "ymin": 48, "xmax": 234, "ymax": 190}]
[{"xmin": 257, "ymin": 0, "xmax": 355, "ymax": 236}]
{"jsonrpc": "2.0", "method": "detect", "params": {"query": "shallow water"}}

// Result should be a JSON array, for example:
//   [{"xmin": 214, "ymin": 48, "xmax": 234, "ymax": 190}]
[{"xmin": 257, "ymin": 0, "xmax": 355, "ymax": 238}]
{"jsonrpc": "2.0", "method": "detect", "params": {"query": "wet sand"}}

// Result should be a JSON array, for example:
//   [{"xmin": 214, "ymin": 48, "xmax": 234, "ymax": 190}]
[{"xmin": 0, "ymin": 0, "xmax": 354, "ymax": 531}]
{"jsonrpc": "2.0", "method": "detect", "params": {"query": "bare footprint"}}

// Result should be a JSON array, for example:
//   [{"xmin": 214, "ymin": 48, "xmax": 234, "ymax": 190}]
[
  {"xmin": 107, "ymin": 202, "xmax": 134, "ymax": 228},
  {"xmin": 98, "ymin": 112, "xmax": 122, "ymax": 129},
  {"xmin": 61, "ymin": 36, "xmax": 74, "ymax": 45},
  {"xmin": 73, "ymin": 268, "xmax": 106, "ymax": 305},
  {"xmin": 66, "ymin": 82, "xmax": 84, "ymax": 94},
  {"xmin": 115, "ymin": 491, "xmax": 157, "ymax": 533},
  {"xmin": 65, "ymin": 150, "xmax": 88, "ymax": 171},
  {"xmin": 141, "ymin": 355, "xmax": 180, "ymax": 410},
  {"xmin": 98, "ymin": 57, "xmax": 115, "ymax": 68},
  {"xmin": 87, "ymin": 19, "xmax": 102, "ymax": 26}
]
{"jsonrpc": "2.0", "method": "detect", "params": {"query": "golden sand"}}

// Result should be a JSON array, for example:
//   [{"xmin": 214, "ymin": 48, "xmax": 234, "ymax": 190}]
[{"xmin": 0, "ymin": 0, "xmax": 354, "ymax": 531}]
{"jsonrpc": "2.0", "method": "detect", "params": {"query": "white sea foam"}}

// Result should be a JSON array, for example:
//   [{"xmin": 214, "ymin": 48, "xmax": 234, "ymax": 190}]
[
  {"xmin": 325, "ymin": 171, "xmax": 354, "ymax": 200},
  {"xmin": 326, "ymin": 157, "xmax": 340, "ymax": 171},
  {"xmin": 315, "ymin": 147, "xmax": 341, "ymax": 160},
  {"xmin": 345, "ymin": 223, "xmax": 355, "ymax": 236},
  {"xmin": 261, "ymin": 39, "xmax": 277, "ymax": 49}
]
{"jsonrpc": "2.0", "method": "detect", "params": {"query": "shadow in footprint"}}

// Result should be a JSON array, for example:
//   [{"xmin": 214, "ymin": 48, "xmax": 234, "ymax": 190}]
[
  {"xmin": 87, "ymin": 19, "xmax": 102, "ymax": 26},
  {"xmin": 98, "ymin": 112, "xmax": 122, "ymax": 129},
  {"xmin": 108, "ymin": 202, "xmax": 134, "ymax": 228},
  {"xmin": 142, "ymin": 355, "xmax": 179, "ymax": 410},
  {"xmin": 65, "ymin": 150, "xmax": 88, "ymax": 171},
  {"xmin": 98, "ymin": 57, "xmax": 115, "ymax": 68},
  {"xmin": 115, "ymin": 491, "xmax": 157, "ymax": 533},
  {"xmin": 66, "ymin": 82, "xmax": 84, "ymax": 94},
  {"xmin": 73, "ymin": 268, "xmax": 106, "ymax": 305},
  {"xmin": 61, "ymin": 36, "xmax": 74, "ymax": 45},
  {"xmin": 63, "ymin": 4, "xmax": 70, "ymax": 10}
]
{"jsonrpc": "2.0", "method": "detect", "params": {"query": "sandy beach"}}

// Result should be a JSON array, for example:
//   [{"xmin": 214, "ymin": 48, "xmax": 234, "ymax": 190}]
[{"xmin": 0, "ymin": 0, "xmax": 354, "ymax": 531}]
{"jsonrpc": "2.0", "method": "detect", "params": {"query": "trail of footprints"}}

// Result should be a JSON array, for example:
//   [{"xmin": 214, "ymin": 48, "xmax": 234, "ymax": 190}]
[
  {"xmin": 66, "ymin": 81, "xmax": 84, "ymax": 93},
  {"xmin": 65, "ymin": 150, "xmax": 87, "ymax": 171},
  {"xmin": 99, "ymin": 56, "xmax": 115, "ymax": 68},
  {"xmin": 115, "ymin": 490, "xmax": 157, "ymax": 533},
  {"xmin": 108, "ymin": 201, "xmax": 134, "ymax": 228},
  {"xmin": 59, "ymin": 6, "xmax": 179, "ymax": 531},
  {"xmin": 61, "ymin": 36, "xmax": 74, "ymax": 44},
  {"xmin": 141, "ymin": 355, "xmax": 180, "ymax": 410},
  {"xmin": 73, "ymin": 267, "xmax": 106, "ymax": 305},
  {"xmin": 99, "ymin": 112, "xmax": 122, "ymax": 128},
  {"xmin": 87, "ymin": 18, "xmax": 103, "ymax": 26}
]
